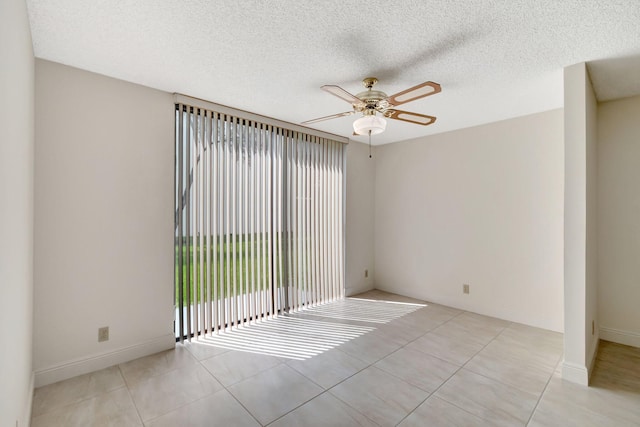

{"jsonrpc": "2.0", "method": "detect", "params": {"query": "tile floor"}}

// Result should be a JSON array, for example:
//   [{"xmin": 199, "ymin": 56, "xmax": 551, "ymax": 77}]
[{"xmin": 31, "ymin": 290, "xmax": 640, "ymax": 426}]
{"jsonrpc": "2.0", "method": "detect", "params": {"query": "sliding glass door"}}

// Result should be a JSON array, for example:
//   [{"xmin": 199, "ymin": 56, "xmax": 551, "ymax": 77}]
[{"xmin": 175, "ymin": 101, "xmax": 345, "ymax": 340}]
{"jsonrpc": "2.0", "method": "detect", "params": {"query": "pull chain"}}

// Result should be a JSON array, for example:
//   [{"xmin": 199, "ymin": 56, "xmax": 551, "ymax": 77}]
[{"xmin": 368, "ymin": 130, "xmax": 372, "ymax": 158}]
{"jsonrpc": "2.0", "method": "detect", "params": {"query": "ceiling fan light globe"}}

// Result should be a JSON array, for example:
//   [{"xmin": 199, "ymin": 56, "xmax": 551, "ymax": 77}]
[{"xmin": 353, "ymin": 115, "xmax": 387, "ymax": 135}]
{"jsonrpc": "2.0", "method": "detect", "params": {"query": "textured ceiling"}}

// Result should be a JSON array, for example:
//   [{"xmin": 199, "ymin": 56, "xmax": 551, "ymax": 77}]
[{"xmin": 26, "ymin": 0, "xmax": 640, "ymax": 145}]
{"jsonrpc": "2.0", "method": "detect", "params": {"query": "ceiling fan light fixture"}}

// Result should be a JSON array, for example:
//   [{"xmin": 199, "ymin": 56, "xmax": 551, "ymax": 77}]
[{"xmin": 353, "ymin": 115, "xmax": 387, "ymax": 135}]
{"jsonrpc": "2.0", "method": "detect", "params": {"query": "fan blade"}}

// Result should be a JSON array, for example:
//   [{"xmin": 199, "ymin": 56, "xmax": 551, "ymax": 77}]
[
  {"xmin": 321, "ymin": 85, "xmax": 363, "ymax": 105},
  {"xmin": 302, "ymin": 111, "xmax": 354, "ymax": 125},
  {"xmin": 385, "ymin": 109, "xmax": 437, "ymax": 126},
  {"xmin": 386, "ymin": 81, "xmax": 441, "ymax": 106}
]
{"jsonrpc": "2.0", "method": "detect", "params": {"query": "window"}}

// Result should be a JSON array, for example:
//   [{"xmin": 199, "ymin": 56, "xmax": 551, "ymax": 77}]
[{"xmin": 175, "ymin": 97, "xmax": 346, "ymax": 340}]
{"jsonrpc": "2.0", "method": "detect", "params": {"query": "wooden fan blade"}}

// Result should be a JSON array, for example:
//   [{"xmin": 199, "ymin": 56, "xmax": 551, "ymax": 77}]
[
  {"xmin": 385, "ymin": 109, "xmax": 437, "ymax": 126},
  {"xmin": 386, "ymin": 81, "xmax": 441, "ymax": 106},
  {"xmin": 321, "ymin": 85, "xmax": 363, "ymax": 105},
  {"xmin": 302, "ymin": 111, "xmax": 354, "ymax": 125}
]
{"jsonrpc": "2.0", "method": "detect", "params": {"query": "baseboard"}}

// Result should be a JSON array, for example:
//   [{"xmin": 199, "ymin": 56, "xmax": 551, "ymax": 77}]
[
  {"xmin": 600, "ymin": 326, "xmax": 640, "ymax": 349},
  {"xmin": 345, "ymin": 283, "xmax": 375, "ymax": 297},
  {"xmin": 561, "ymin": 360, "xmax": 589, "ymax": 386},
  {"xmin": 34, "ymin": 333, "xmax": 175, "ymax": 387}
]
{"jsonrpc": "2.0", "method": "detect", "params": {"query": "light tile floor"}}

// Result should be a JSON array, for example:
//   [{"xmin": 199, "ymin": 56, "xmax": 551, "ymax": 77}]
[{"xmin": 31, "ymin": 290, "xmax": 640, "ymax": 426}]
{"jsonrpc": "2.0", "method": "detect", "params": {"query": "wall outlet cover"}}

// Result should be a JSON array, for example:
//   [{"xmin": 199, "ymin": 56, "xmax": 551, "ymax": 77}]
[{"xmin": 98, "ymin": 326, "xmax": 109, "ymax": 342}]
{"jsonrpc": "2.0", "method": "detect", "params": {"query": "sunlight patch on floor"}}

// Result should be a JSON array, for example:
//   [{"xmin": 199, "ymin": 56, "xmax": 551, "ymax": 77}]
[
  {"xmin": 299, "ymin": 297, "xmax": 426, "ymax": 323},
  {"xmin": 191, "ymin": 315, "xmax": 375, "ymax": 360},
  {"xmin": 188, "ymin": 297, "xmax": 425, "ymax": 359}
]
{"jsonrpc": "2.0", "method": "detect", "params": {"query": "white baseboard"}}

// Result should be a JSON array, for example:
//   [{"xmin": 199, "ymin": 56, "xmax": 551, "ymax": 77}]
[
  {"xmin": 561, "ymin": 360, "xmax": 589, "ymax": 386},
  {"xmin": 562, "ymin": 332, "xmax": 599, "ymax": 387},
  {"xmin": 34, "ymin": 333, "xmax": 175, "ymax": 387},
  {"xmin": 345, "ymin": 284, "xmax": 375, "ymax": 297},
  {"xmin": 600, "ymin": 326, "xmax": 640, "ymax": 348}
]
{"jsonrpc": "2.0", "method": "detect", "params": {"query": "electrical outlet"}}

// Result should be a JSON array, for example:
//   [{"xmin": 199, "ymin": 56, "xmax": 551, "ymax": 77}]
[
  {"xmin": 364, "ymin": 269, "xmax": 368, "ymax": 278},
  {"xmin": 463, "ymin": 284, "xmax": 470, "ymax": 294},
  {"xmin": 98, "ymin": 326, "xmax": 109, "ymax": 342}
]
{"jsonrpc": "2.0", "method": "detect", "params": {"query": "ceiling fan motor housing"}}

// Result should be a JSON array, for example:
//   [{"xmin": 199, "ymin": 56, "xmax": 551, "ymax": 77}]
[{"xmin": 354, "ymin": 89, "xmax": 388, "ymax": 114}]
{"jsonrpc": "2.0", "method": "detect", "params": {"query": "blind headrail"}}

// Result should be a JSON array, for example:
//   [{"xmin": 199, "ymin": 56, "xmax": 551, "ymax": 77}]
[{"xmin": 174, "ymin": 93, "xmax": 350, "ymax": 144}]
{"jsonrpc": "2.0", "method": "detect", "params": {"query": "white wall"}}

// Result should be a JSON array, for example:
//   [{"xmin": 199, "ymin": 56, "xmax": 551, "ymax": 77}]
[
  {"xmin": 345, "ymin": 141, "xmax": 375, "ymax": 296},
  {"xmin": 562, "ymin": 62, "xmax": 598, "ymax": 385},
  {"xmin": 0, "ymin": 0, "xmax": 35, "ymax": 425},
  {"xmin": 374, "ymin": 110, "xmax": 564, "ymax": 332},
  {"xmin": 597, "ymin": 94, "xmax": 640, "ymax": 348},
  {"xmin": 34, "ymin": 60, "xmax": 175, "ymax": 386}
]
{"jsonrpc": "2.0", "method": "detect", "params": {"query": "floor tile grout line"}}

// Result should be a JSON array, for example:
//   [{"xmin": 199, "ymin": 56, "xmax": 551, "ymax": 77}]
[
  {"xmin": 119, "ymin": 360, "xmax": 143, "ymax": 391},
  {"xmin": 220, "ymin": 355, "xmax": 386, "ymax": 427},
  {"xmin": 377, "ymin": 307, "xmax": 496, "ymax": 373},
  {"xmin": 366, "ymin": 325, "xmax": 456, "ymax": 393},
  {"xmin": 223, "ymin": 382, "xmax": 267, "ymax": 426},
  {"xmin": 438, "ymin": 369, "xmax": 537, "ymax": 426},
  {"xmin": 284, "ymin": 352, "xmax": 362, "ymax": 391},
  {"xmin": 119, "ymin": 364, "xmax": 146, "ymax": 426},
  {"xmin": 324, "ymin": 390, "xmax": 385, "ymax": 427},
  {"xmin": 194, "ymin": 352, "xmax": 269, "ymax": 427},
  {"xmin": 180, "ymin": 305, "xmax": 426, "ymax": 425},
  {"xmin": 524, "ymin": 358, "xmax": 563, "ymax": 426},
  {"xmin": 412, "ymin": 320, "xmax": 524, "ymax": 426},
  {"xmin": 30, "ymin": 383, "xmax": 129, "ymax": 421},
  {"xmin": 317, "ymin": 308, "xmax": 465, "ymax": 426},
  {"xmin": 116, "ymin": 363, "xmax": 145, "ymax": 427},
  {"xmin": 316, "ymin": 307, "xmax": 494, "ymax": 425},
  {"xmin": 260, "ymin": 390, "xmax": 323, "ymax": 426},
  {"xmin": 455, "ymin": 324, "xmax": 563, "ymax": 400},
  {"xmin": 264, "ymin": 389, "xmax": 381, "ymax": 427},
  {"xmin": 119, "ymin": 347, "xmax": 200, "ymax": 390},
  {"xmin": 125, "ymin": 346, "xmax": 248, "ymax": 424},
  {"xmin": 393, "ymin": 361, "xmax": 469, "ymax": 424},
  {"xmin": 31, "ymin": 366, "xmax": 130, "ymax": 420},
  {"xmin": 273, "ymin": 308, "xmax": 442, "ymax": 426},
  {"xmin": 138, "ymin": 392, "xmax": 216, "ymax": 426},
  {"xmin": 198, "ymin": 345, "xmax": 374, "ymax": 426},
  {"xmin": 128, "ymin": 359, "xmax": 224, "ymax": 424},
  {"xmin": 196, "ymin": 346, "xmax": 289, "ymax": 387},
  {"xmin": 370, "ymin": 308, "xmax": 471, "ymax": 426},
  {"xmin": 255, "ymin": 320, "xmax": 386, "ymax": 424}
]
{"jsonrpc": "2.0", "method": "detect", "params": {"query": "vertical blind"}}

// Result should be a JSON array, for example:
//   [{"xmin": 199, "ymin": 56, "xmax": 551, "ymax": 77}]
[{"xmin": 175, "ymin": 99, "xmax": 346, "ymax": 340}]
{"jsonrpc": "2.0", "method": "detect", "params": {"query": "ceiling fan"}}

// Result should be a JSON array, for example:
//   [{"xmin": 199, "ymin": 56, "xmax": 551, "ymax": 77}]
[{"xmin": 302, "ymin": 77, "xmax": 441, "ymax": 136}]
